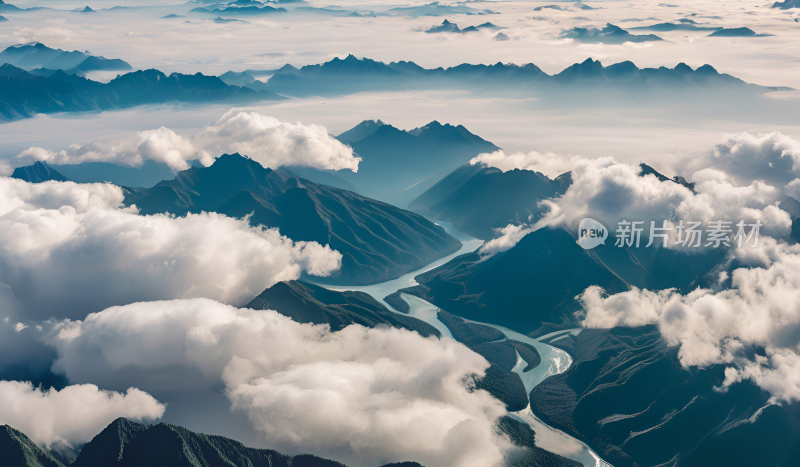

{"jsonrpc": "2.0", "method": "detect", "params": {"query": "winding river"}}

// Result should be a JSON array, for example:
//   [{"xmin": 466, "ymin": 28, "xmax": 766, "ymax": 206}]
[{"xmin": 326, "ymin": 223, "xmax": 612, "ymax": 467}]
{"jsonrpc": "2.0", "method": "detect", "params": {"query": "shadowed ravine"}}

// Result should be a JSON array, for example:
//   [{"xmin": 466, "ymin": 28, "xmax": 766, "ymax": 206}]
[{"xmin": 324, "ymin": 223, "xmax": 613, "ymax": 467}]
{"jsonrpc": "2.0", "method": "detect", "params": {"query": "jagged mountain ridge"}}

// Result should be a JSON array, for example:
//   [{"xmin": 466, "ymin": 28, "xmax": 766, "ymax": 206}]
[{"xmin": 263, "ymin": 54, "xmax": 787, "ymax": 97}]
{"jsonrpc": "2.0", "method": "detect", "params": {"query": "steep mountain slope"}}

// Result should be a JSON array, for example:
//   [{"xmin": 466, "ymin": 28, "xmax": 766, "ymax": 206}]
[
  {"xmin": 0, "ymin": 425, "xmax": 65, "ymax": 467},
  {"xmin": 410, "ymin": 164, "xmax": 571, "ymax": 239},
  {"xmin": 71, "ymin": 418, "xmax": 148, "ymax": 467},
  {"xmin": 333, "ymin": 120, "xmax": 500, "ymax": 207},
  {"xmin": 124, "ymin": 154, "xmax": 461, "ymax": 285},
  {"xmin": 64, "ymin": 418, "xmax": 349, "ymax": 467},
  {"xmin": 401, "ymin": 227, "xmax": 629, "ymax": 334},
  {"xmin": 11, "ymin": 161, "xmax": 70, "ymax": 183},
  {"xmin": 529, "ymin": 327, "xmax": 800, "ymax": 467},
  {"xmin": 246, "ymin": 280, "xmax": 440, "ymax": 337}
]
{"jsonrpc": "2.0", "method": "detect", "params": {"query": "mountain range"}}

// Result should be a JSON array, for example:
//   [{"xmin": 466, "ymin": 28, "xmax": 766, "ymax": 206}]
[
  {"xmin": 260, "ymin": 54, "xmax": 786, "ymax": 98},
  {"xmin": 0, "ymin": 63, "xmax": 283, "ymax": 123},
  {"xmin": 425, "ymin": 19, "xmax": 501, "ymax": 34},
  {"xmin": 0, "ymin": 50, "xmax": 790, "ymax": 123},
  {"xmin": 0, "ymin": 417, "xmax": 402, "ymax": 467},
  {"xmin": 559, "ymin": 23, "xmax": 664, "ymax": 44},
  {"xmin": 189, "ymin": 4, "xmax": 287, "ymax": 16},
  {"xmin": 122, "ymin": 153, "xmax": 462, "ymax": 285}
]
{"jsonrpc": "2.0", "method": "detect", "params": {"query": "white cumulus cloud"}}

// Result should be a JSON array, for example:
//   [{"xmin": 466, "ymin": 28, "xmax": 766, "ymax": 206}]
[
  {"xmin": 0, "ymin": 177, "xmax": 341, "ymax": 319},
  {"xmin": 194, "ymin": 109, "xmax": 361, "ymax": 172},
  {"xmin": 16, "ymin": 127, "xmax": 209, "ymax": 173},
  {"xmin": 14, "ymin": 110, "xmax": 360, "ymax": 173},
  {"xmin": 711, "ymin": 132, "xmax": 800, "ymax": 186},
  {"xmin": 46, "ymin": 298, "xmax": 514, "ymax": 467},
  {"xmin": 0, "ymin": 380, "xmax": 164, "ymax": 448},
  {"xmin": 535, "ymin": 156, "xmax": 792, "ymax": 246},
  {"xmin": 470, "ymin": 150, "xmax": 579, "ymax": 179}
]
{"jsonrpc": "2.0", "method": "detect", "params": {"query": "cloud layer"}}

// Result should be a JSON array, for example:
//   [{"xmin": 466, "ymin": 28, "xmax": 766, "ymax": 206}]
[
  {"xmin": 14, "ymin": 110, "xmax": 360, "ymax": 173},
  {"xmin": 712, "ymin": 132, "xmax": 800, "ymax": 186},
  {"xmin": 0, "ymin": 380, "xmax": 164, "ymax": 448},
  {"xmin": 579, "ymin": 240, "xmax": 800, "ymax": 402},
  {"xmin": 47, "ymin": 298, "xmax": 513, "ymax": 467},
  {"xmin": 16, "ymin": 127, "xmax": 209, "ymax": 173},
  {"xmin": 194, "ymin": 110, "xmax": 361, "ymax": 172},
  {"xmin": 535, "ymin": 156, "xmax": 792, "ymax": 244},
  {"xmin": 0, "ymin": 177, "xmax": 341, "ymax": 319}
]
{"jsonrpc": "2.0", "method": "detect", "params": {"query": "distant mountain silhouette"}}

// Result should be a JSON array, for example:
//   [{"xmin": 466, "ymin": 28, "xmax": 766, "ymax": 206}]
[
  {"xmin": 0, "ymin": 64, "xmax": 284, "ymax": 122},
  {"xmin": 247, "ymin": 280, "xmax": 441, "ymax": 336},
  {"xmin": 0, "ymin": 43, "xmax": 130, "ymax": 72},
  {"xmin": 328, "ymin": 120, "xmax": 500, "ymax": 207},
  {"xmin": 708, "ymin": 27, "xmax": 770, "ymax": 37},
  {"xmin": 189, "ymin": 4, "xmax": 286, "ymax": 16},
  {"xmin": 410, "ymin": 163, "xmax": 571, "ymax": 239},
  {"xmin": 425, "ymin": 19, "xmax": 500, "ymax": 34},
  {"xmin": 530, "ymin": 326, "xmax": 800, "ymax": 467},
  {"xmin": 218, "ymin": 70, "xmax": 255, "ymax": 86},
  {"xmin": 11, "ymin": 161, "xmax": 70, "ymax": 183},
  {"xmin": 630, "ymin": 21, "xmax": 721, "ymax": 32},
  {"xmin": 124, "ymin": 153, "xmax": 461, "ymax": 285},
  {"xmin": 560, "ymin": 23, "xmax": 664, "ymax": 43},
  {"xmin": 262, "ymin": 54, "xmax": 787, "ymax": 98},
  {"xmin": 51, "ymin": 160, "xmax": 185, "ymax": 188},
  {"xmin": 73, "ymin": 56, "xmax": 132, "ymax": 73}
]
